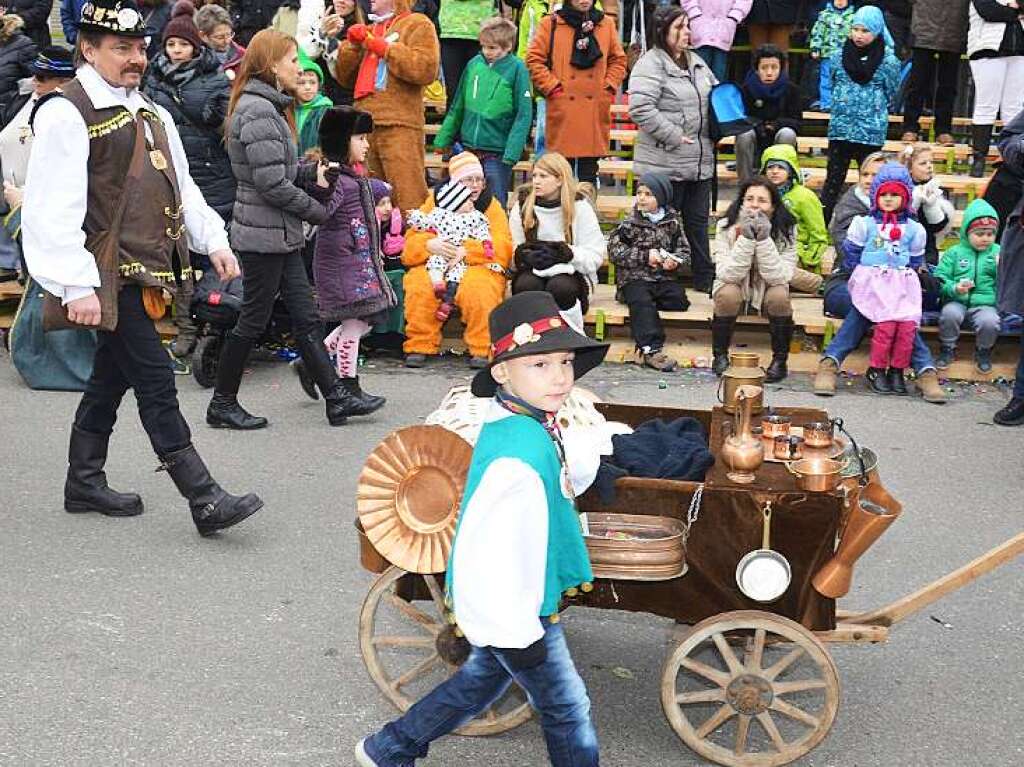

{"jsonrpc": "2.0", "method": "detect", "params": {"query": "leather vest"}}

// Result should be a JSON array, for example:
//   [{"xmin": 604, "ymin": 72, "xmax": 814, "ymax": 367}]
[{"xmin": 59, "ymin": 78, "xmax": 190, "ymax": 289}]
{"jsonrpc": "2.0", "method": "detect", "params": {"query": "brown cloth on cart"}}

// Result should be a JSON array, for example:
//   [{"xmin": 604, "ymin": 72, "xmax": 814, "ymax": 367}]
[{"xmin": 570, "ymin": 404, "xmax": 839, "ymax": 631}]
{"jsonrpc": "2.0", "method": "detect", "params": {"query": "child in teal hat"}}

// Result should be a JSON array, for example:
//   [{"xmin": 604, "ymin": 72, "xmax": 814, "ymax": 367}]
[{"xmin": 296, "ymin": 48, "xmax": 334, "ymax": 155}]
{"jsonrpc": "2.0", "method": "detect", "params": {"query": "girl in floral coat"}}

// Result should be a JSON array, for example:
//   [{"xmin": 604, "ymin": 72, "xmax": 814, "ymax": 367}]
[{"xmin": 306, "ymin": 106, "xmax": 396, "ymax": 415}]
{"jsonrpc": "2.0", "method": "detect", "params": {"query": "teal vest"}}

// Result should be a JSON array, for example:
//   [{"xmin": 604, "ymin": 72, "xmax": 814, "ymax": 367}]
[{"xmin": 445, "ymin": 413, "xmax": 594, "ymax": 621}]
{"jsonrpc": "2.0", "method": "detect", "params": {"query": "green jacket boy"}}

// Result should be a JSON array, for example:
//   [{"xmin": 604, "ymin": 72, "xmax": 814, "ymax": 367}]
[
  {"xmin": 935, "ymin": 198, "xmax": 1000, "ymax": 309},
  {"xmin": 760, "ymin": 143, "xmax": 831, "ymax": 272},
  {"xmin": 435, "ymin": 51, "xmax": 534, "ymax": 167}
]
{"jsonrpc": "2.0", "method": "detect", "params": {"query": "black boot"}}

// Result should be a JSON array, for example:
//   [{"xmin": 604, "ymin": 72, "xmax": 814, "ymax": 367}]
[
  {"xmin": 970, "ymin": 124, "xmax": 993, "ymax": 178},
  {"xmin": 340, "ymin": 376, "xmax": 386, "ymax": 415},
  {"xmin": 866, "ymin": 367, "xmax": 892, "ymax": 394},
  {"xmin": 764, "ymin": 317, "xmax": 794, "ymax": 383},
  {"xmin": 888, "ymin": 367, "xmax": 909, "ymax": 396},
  {"xmin": 710, "ymin": 315, "xmax": 736, "ymax": 376},
  {"xmin": 64, "ymin": 427, "xmax": 144, "ymax": 516},
  {"xmin": 206, "ymin": 332, "xmax": 268, "ymax": 430},
  {"xmin": 994, "ymin": 397, "xmax": 1024, "ymax": 426},
  {"xmin": 159, "ymin": 444, "xmax": 263, "ymax": 536},
  {"xmin": 295, "ymin": 330, "xmax": 354, "ymax": 425},
  {"xmin": 290, "ymin": 358, "xmax": 319, "ymax": 401}
]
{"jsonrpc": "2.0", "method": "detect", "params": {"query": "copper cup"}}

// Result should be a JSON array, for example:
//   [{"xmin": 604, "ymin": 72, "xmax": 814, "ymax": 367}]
[
  {"xmin": 803, "ymin": 420, "xmax": 834, "ymax": 448},
  {"xmin": 762, "ymin": 414, "xmax": 791, "ymax": 439},
  {"xmin": 774, "ymin": 435, "xmax": 804, "ymax": 460}
]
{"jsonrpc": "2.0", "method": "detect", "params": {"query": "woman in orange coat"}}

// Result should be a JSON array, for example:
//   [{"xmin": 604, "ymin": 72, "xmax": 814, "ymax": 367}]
[
  {"xmin": 526, "ymin": 0, "xmax": 627, "ymax": 185},
  {"xmin": 401, "ymin": 152, "xmax": 513, "ymax": 368}
]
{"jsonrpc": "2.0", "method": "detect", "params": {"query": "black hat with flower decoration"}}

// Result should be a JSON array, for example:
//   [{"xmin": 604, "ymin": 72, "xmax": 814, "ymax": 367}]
[
  {"xmin": 471, "ymin": 291, "xmax": 609, "ymax": 397},
  {"xmin": 78, "ymin": 0, "xmax": 148, "ymax": 37}
]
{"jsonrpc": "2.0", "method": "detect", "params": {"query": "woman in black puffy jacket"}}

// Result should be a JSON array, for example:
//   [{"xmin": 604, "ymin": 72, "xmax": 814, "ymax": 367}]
[
  {"xmin": 143, "ymin": 2, "xmax": 235, "ymax": 221},
  {"xmin": 0, "ymin": 14, "xmax": 35, "ymax": 118}
]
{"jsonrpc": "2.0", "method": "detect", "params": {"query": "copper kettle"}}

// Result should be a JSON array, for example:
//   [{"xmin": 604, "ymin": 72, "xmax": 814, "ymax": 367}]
[
  {"xmin": 721, "ymin": 385, "xmax": 765, "ymax": 484},
  {"xmin": 717, "ymin": 352, "xmax": 766, "ymax": 415}
]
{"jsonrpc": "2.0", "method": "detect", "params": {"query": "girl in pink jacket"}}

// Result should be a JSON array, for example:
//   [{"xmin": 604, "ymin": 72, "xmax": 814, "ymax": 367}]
[{"xmin": 681, "ymin": 0, "xmax": 753, "ymax": 81}]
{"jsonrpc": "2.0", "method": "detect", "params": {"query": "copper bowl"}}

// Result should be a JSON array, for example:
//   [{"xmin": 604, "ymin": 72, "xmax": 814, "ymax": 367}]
[{"xmin": 786, "ymin": 457, "xmax": 844, "ymax": 493}]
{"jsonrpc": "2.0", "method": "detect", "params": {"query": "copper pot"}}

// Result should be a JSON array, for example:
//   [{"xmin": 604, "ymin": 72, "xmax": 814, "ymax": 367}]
[
  {"xmin": 803, "ymin": 420, "xmax": 835, "ymax": 448},
  {"xmin": 762, "ymin": 414, "xmax": 791, "ymax": 439},
  {"xmin": 786, "ymin": 457, "xmax": 844, "ymax": 493}
]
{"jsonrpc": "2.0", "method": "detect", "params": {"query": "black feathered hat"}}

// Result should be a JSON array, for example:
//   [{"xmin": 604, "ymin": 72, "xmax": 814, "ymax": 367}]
[
  {"xmin": 471, "ymin": 291, "xmax": 609, "ymax": 397},
  {"xmin": 318, "ymin": 106, "xmax": 374, "ymax": 164},
  {"xmin": 78, "ymin": 0, "xmax": 148, "ymax": 37}
]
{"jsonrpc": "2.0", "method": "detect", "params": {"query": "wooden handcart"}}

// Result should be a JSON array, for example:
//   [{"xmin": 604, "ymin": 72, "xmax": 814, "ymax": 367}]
[{"xmin": 355, "ymin": 402, "xmax": 1024, "ymax": 766}]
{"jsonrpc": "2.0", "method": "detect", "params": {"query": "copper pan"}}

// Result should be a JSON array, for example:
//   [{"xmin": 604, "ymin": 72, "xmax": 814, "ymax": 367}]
[{"xmin": 785, "ymin": 457, "xmax": 844, "ymax": 493}]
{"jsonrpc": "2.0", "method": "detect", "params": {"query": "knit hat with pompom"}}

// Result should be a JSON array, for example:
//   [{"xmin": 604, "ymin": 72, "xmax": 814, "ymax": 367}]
[{"xmin": 163, "ymin": 1, "xmax": 203, "ymax": 52}]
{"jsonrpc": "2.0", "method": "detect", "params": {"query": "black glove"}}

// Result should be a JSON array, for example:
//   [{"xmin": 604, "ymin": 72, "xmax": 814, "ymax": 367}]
[
  {"xmin": 530, "ymin": 241, "xmax": 575, "ymax": 271},
  {"xmin": 323, "ymin": 163, "xmax": 342, "ymax": 187},
  {"xmin": 514, "ymin": 242, "xmax": 544, "ymax": 271},
  {"xmin": 499, "ymin": 637, "xmax": 548, "ymax": 672},
  {"xmin": 916, "ymin": 267, "xmax": 941, "ymax": 296}
]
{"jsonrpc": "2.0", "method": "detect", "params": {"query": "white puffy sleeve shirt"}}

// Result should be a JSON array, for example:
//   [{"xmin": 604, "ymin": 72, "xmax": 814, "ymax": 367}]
[
  {"xmin": 22, "ymin": 64, "xmax": 230, "ymax": 304},
  {"xmin": 450, "ymin": 405, "xmax": 605, "ymax": 650}
]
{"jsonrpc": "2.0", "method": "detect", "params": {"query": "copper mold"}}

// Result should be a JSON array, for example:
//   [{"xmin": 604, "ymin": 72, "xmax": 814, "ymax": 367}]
[{"xmin": 356, "ymin": 425, "xmax": 473, "ymax": 574}]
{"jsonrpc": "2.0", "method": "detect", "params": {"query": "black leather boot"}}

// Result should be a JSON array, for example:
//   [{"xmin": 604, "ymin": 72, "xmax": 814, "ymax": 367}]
[
  {"xmin": 290, "ymin": 358, "xmax": 319, "ymax": 401},
  {"xmin": 970, "ymin": 124, "xmax": 993, "ymax": 178},
  {"xmin": 206, "ymin": 332, "xmax": 268, "ymax": 430},
  {"xmin": 866, "ymin": 367, "xmax": 892, "ymax": 394},
  {"xmin": 295, "ymin": 330, "xmax": 352, "ymax": 425},
  {"xmin": 64, "ymin": 427, "xmax": 144, "ymax": 516},
  {"xmin": 341, "ymin": 377, "xmax": 386, "ymax": 415},
  {"xmin": 159, "ymin": 444, "xmax": 264, "ymax": 536},
  {"xmin": 764, "ymin": 317, "xmax": 794, "ymax": 383},
  {"xmin": 710, "ymin": 315, "xmax": 736, "ymax": 376},
  {"xmin": 888, "ymin": 367, "xmax": 909, "ymax": 396}
]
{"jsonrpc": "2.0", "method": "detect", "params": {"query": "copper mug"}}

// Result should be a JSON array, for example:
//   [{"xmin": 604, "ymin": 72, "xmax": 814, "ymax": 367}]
[
  {"xmin": 762, "ymin": 414, "xmax": 791, "ymax": 439},
  {"xmin": 803, "ymin": 420, "xmax": 835, "ymax": 448},
  {"xmin": 774, "ymin": 435, "xmax": 804, "ymax": 460}
]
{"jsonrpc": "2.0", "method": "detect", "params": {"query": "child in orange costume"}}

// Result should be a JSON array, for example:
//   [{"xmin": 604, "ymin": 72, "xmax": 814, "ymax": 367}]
[
  {"xmin": 334, "ymin": 0, "xmax": 439, "ymax": 211},
  {"xmin": 401, "ymin": 153, "xmax": 513, "ymax": 368}
]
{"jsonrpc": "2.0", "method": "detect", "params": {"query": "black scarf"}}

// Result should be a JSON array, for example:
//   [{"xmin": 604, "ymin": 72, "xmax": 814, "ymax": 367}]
[
  {"xmin": 841, "ymin": 36, "xmax": 883, "ymax": 85},
  {"xmin": 555, "ymin": 6, "xmax": 604, "ymax": 70}
]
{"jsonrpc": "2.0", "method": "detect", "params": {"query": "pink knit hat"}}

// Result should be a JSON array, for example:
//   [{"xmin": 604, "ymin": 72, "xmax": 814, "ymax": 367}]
[{"xmin": 448, "ymin": 151, "xmax": 484, "ymax": 183}]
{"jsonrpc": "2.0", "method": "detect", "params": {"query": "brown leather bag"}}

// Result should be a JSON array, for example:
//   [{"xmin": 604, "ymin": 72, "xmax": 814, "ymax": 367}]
[{"xmin": 43, "ymin": 117, "xmax": 148, "ymax": 333}]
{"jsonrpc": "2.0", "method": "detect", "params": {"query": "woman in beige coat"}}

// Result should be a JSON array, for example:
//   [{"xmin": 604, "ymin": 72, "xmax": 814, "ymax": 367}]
[
  {"xmin": 711, "ymin": 176, "xmax": 797, "ymax": 382},
  {"xmin": 526, "ymin": 0, "xmax": 626, "ymax": 185}
]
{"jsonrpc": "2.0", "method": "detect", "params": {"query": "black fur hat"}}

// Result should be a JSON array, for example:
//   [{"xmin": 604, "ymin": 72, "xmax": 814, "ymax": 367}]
[{"xmin": 318, "ymin": 106, "xmax": 374, "ymax": 163}]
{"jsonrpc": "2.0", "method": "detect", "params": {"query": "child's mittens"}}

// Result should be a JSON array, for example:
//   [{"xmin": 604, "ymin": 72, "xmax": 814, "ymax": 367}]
[
  {"xmin": 483, "ymin": 240, "xmax": 494, "ymax": 260},
  {"xmin": 499, "ymin": 636, "xmax": 548, "ymax": 671},
  {"xmin": 382, "ymin": 232, "xmax": 405, "ymax": 256}
]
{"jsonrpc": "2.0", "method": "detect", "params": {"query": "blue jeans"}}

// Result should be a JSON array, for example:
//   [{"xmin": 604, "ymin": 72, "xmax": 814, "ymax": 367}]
[
  {"xmin": 476, "ymin": 151, "xmax": 511, "ymax": 208},
  {"xmin": 695, "ymin": 45, "xmax": 728, "ymax": 82},
  {"xmin": 818, "ymin": 58, "xmax": 833, "ymax": 109},
  {"xmin": 823, "ymin": 282, "xmax": 936, "ymax": 373},
  {"xmin": 364, "ymin": 620, "xmax": 598, "ymax": 766}
]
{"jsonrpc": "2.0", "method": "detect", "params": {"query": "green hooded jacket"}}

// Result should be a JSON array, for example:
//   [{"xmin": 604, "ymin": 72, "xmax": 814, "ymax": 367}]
[
  {"xmin": 934, "ymin": 198, "xmax": 1000, "ymax": 309},
  {"xmin": 435, "ymin": 53, "xmax": 534, "ymax": 166},
  {"xmin": 760, "ymin": 144, "xmax": 830, "ymax": 272},
  {"xmin": 295, "ymin": 50, "xmax": 334, "ymax": 155}
]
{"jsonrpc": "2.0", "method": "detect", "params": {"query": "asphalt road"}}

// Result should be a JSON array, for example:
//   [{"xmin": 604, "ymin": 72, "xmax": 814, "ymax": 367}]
[{"xmin": 1, "ymin": 351, "xmax": 1021, "ymax": 767}]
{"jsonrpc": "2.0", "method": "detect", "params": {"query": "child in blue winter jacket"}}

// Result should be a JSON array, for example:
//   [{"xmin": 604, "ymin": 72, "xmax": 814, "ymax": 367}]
[
  {"xmin": 820, "ymin": 5, "xmax": 901, "ymax": 224},
  {"xmin": 842, "ymin": 162, "xmax": 927, "ymax": 396},
  {"xmin": 809, "ymin": 0, "xmax": 855, "ymax": 110}
]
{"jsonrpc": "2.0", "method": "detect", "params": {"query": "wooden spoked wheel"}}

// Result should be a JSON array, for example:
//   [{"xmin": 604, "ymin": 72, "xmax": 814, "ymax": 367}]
[
  {"xmin": 661, "ymin": 610, "xmax": 840, "ymax": 767},
  {"xmin": 359, "ymin": 565, "xmax": 533, "ymax": 736}
]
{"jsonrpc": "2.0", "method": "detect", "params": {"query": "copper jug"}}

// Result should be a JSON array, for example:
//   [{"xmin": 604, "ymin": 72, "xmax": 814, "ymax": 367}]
[
  {"xmin": 721, "ymin": 385, "xmax": 764, "ymax": 484},
  {"xmin": 717, "ymin": 352, "xmax": 765, "ymax": 415}
]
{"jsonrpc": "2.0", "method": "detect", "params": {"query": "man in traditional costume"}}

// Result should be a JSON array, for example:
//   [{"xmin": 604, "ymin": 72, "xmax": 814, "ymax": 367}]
[{"xmin": 22, "ymin": 0, "xmax": 262, "ymax": 535}]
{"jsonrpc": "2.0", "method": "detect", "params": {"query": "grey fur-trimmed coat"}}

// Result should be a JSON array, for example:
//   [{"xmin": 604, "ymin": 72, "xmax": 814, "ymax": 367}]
[{"xmin": 226, "ymin": 78, "xmax": 326, "ymax": 254}]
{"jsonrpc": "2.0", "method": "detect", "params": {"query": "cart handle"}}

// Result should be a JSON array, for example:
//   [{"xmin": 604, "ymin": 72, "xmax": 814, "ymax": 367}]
[{"xmin": 840, "ymin": 531, "xmax": 1024, "ymax": 627}]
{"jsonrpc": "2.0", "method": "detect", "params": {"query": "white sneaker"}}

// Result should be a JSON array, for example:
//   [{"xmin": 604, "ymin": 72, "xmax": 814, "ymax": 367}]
[{"xmin": 354, "ymin": 738, "xmax": 382, "ymax": 767}]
